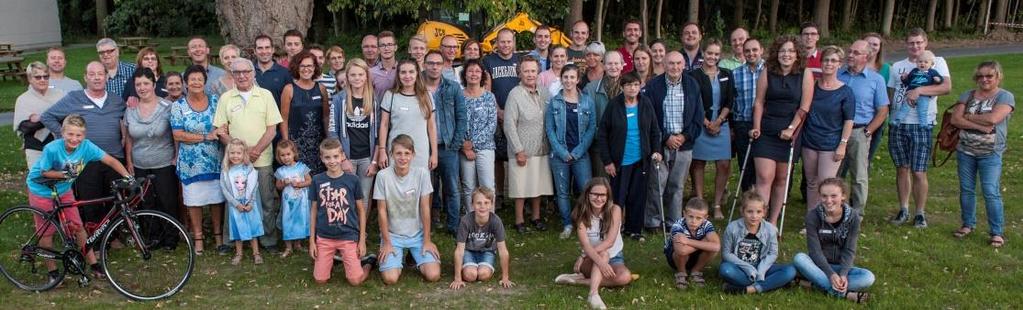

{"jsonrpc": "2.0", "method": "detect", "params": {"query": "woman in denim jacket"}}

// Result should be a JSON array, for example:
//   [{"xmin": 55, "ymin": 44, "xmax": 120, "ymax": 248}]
[{"xmin": 545, "ymin": 64, "xmax": 597, "ymax": 239}]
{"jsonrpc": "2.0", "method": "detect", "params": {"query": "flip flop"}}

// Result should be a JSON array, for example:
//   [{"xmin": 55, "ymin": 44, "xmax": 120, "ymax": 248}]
[
  {"xmin": 952, "ymin": 226, "xmax": 972, "ymax": 239},
  {"xmin": 990, "ymin": 235, "xmax": 1005, "ymax": 248}
]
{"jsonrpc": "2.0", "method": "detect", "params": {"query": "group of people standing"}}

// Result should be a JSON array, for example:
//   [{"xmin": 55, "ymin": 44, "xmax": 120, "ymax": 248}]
[{"xmin": 13, "ymin": 16, "xmax": 1013, "ymax": 309}]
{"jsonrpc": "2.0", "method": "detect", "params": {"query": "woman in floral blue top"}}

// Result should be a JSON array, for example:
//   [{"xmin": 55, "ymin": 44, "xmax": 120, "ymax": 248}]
[
  {"xmin": 459, "ymin": 60, "xmax": 498, "ymax": 208},
  {"xmin": 171, "ymin": 65, "xmax": 226, "ymax": 255}
]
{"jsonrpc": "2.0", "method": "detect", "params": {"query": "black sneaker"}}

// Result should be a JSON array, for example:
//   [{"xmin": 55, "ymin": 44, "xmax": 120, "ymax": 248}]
[
  {"xmin": 515, "ymin": 223, "xmax": 528, "ymax": 234},
  {"xmin": 629, "ymin": 233, "xmax": 646, "ymax": 242},
  {"xmin": 47, "ymin": 270, "xmax": 63, "ymax": 288},
  {"xmin": 361, "ymin": 254, "xmax": 378, "ymax": 268},
  {"xmin": 532, "ymin": 219, "xmax": 548, "ymax": 231},
  {"xmin": 913, "ymin": 214, "xmax": 928, "ymax": 228},
  {"xmin": 890, "ymin": 208, "xmax": 909, "ymax": 225},
  {"xmin": 216, "ymin": 244, "xmax": 233, "ymax": 256}
]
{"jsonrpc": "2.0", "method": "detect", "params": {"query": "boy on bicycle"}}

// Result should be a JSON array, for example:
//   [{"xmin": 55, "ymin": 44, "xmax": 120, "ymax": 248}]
[{"xmin": 25, "ymin": 114, "xmax": 131, "ymax": 283}]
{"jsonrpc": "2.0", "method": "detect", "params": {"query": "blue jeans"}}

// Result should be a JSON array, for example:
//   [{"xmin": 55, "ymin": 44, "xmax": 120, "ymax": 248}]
[
  {"xmin": 436, "ymin": 149, "xmax": 462, "ymax": 233},
  {"xmin": 550, "ymin": 154, "xmax": 592, "ymax": 227},
  {"xmin": 462, "ymin": 250, "xmax": 497, "ymax": 270},
  {"xmin": 793, "ymin": 253, "xmax": 875, "ymax": 297},
  {"xmin": 719, "ymin": 261, "xmax": 797, "ymax": 293},
  {"xmin": 957, "ymin": 151, "xmax": 1004, "ymax": 236}
]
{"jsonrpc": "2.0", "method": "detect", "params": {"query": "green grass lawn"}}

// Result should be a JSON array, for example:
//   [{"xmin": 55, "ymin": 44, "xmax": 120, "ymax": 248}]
[{"xmin": 0, "ymin": 49, "xmax": 1020, "ymax": 308}]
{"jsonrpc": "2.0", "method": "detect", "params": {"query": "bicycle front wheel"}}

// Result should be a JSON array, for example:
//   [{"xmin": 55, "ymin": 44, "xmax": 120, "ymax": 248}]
[
  {"xmin": 101, "ymin": 210, "xmax": 194, "ymax": 301},
  {"xmin": 0, "ymin": 205, "xmax": 68, "ymax": 292}
]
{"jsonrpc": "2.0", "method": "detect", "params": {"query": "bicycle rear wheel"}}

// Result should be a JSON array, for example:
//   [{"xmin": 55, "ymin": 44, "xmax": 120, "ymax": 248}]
[
  {"xmin": 101, "ymin": 210, "xmax": 194, "ymax": 301},
  {"xmin": 0, "ymin": 205, "xmax": 68, "ymax": 292}
]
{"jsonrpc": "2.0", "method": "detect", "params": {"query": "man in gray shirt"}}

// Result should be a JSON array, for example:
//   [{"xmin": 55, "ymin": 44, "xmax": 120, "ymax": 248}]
[{"xmin": 45, "ymin": 47, "xmax": 82, "ymax": 93}]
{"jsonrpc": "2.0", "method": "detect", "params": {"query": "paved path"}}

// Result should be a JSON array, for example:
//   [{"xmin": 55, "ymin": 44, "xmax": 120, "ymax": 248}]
[{"xmin": 2, "ymin": 43, "xmax": 1021, "ymax": 126}]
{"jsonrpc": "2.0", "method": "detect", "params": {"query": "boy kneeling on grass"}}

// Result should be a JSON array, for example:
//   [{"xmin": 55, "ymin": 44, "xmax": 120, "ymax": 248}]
[
  {"xmin": 664, "ymin": 198, "xmax": 721, "ymax": 289},
  {"xmin": 449, "ymin": 187, "xmax": 514, "ymax": 289},
  {"xmin": 309, "ymin": 138, "xmax": 376, "ymax": 285}
]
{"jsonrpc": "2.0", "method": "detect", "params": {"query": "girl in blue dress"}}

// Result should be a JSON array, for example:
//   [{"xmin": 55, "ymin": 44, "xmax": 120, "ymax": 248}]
[
  {"xmin": 274, "ymin": 140, "xmax": 312, "ymax": 258},
  {"xmin": 222, "ymin": 138, "xmax": 265, "ymax": 265}
]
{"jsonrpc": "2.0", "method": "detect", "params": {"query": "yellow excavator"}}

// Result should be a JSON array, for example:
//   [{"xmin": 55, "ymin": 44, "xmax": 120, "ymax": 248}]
[{"xmin": 416, "ymin": 12, "xmax": 571, "ymax": 59}]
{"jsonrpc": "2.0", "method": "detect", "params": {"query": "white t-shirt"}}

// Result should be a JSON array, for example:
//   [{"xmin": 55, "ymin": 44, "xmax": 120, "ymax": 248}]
[
  {"xmin": 373, "ymin": 166, "xmax": 433, "ymax": 238},
  {"xmin": 888, "ymin": 57, "xmax": 950, "ymax": 125}
]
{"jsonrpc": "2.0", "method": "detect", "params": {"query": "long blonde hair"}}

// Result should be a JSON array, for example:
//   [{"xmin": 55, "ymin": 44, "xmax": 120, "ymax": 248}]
[
  {"xmin": 390, "ymin": 59, "xmax": 432, "ymax": 119},
  {"xmin": 222, "ymin": 138, "xmax": 251, "ymax": 172},
  {"xmin": 344, "ymin": 58, "xmax": 374, "ymax": 116}
]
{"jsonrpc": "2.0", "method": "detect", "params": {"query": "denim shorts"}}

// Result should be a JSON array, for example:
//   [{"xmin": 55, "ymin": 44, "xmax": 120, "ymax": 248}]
[
  {"xmin": 609, "ymin": 252, "xmax": 625, "ymax": 265},
  {"xmin": 462, "ymin": 250, "xmax": 496, "ymax": 270},
  {"xmin": 378, "ymin": 231, "xmax": 440, "ymax": 271}
]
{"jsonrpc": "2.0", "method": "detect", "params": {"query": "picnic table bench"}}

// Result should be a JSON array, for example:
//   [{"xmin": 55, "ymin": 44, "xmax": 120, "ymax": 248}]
[
  {"xmin": 0, "ymin": 56, "xmax": 27, "ymax": 84},
  {"xmin": 0, "ymin": 42, "xmax": 22, "ymax": 57},
  {"xmin": 165, "ymin": 46, "xmax": 190, "ymax": 66},
  {"xmin": 120, "ymin": 36, "xmax": 158, "ymax": 52}
]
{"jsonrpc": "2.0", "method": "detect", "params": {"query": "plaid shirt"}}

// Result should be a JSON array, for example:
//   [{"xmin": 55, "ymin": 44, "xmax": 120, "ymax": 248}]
[
  {"xmin": 663, "ymin": 76, "xmax": 686, "ymax": 134},
  {"xmin": 105, "ymin": 61, "xmax": 136, "ymax": 99},
  {"xmin": 732, "ymin": 59, "xmax": 764, "ymax": 122}
]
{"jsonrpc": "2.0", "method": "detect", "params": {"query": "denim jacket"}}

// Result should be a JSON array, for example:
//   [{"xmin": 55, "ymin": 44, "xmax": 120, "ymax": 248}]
[
  {"xmin": 545, "ymin": 91, "xmax": 597, "ymax": 161},
  {"xmin": 432, "ymin": 77, "xmax": 468, "ymax": 150},
  {"xmin": 721, "ymin": 218, "xmax": 779, "ymax": 282},
  {"xmin": 327, "ymin": 90, "xmax": 378, "ymax": 160}
]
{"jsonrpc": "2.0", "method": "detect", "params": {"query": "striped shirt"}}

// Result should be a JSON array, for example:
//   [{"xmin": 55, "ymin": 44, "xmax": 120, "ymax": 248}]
[
  {"xmin": 663, "ymin": 76, "xmax": 685, "ymax": 134},
  {"xmin": 732, "ymin": 59, "xmax": 764, "ymax": 122},
  {"xmin": 317, "ymin": 73, "xmax": 338, "ymax": 98}
]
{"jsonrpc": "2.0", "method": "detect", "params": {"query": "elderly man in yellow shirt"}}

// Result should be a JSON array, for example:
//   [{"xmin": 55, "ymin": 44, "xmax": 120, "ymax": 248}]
[{"xmin": 214, "ymin": 57, "xmax": 285, "ymax": 252}]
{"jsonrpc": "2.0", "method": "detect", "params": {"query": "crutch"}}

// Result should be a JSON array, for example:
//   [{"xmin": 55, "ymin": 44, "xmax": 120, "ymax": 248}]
[
  {"xmin": 654, "ymin": 156, "xmax": 669, "ymax": 244},
  {"xmin": 777, "ymin": 126, "xmax": 804, "ymax": 238},
  {"xmin": 727, "ymin": 138, "xmax": 754, "ymax": 222}
]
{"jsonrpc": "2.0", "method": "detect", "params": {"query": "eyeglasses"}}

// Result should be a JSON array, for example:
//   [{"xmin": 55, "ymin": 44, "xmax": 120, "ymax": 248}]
[
  {"xmin": 801, "ymin": 32, "xmax": 820, "ymax": 37},
  {"xmin": 441, "ymin": 45, "xmax": 458, "ymax": 49},
  {"xmin": 230, "ymin": 70, "xmax": 253, "ymax": 76},
  {"xmin": 32, "ymin": 75, "xmax": 50, "ymax": 80},
  {"xmin": 424, "ymin": 61, "xmax": 443, "ymax": 66},
  {"xmin": 589, "ymin": 192, "xmax": 608, "ymax": 197},
  {"xmin": 822, "ymin": 58, "xmax": 842, "ymax": 63},
  {"xmin": 97, "ymin": 49, "xmax": 117, "ymax": 55},
  {"xmin": 975, "ymin": 74, "xmax": 996, "ymax": 80},
  {"xmin": 378, "ymin": 43, "xmax": 397, "ymax": 48}
]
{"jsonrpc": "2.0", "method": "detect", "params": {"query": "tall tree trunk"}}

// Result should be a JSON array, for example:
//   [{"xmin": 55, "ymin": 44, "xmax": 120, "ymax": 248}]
[
  {"xmin": 976, "ymin": 0, "xmax": 990, "ymax": 31},
  {"xmin": 926, "ymin": 0, "xmax": 938, "ymax": 31},
  {"xmin": 735, "ymin": 0, "xmax": 747, "ymax": 27},
  {"xmin": 798, "ymin": 0, "xmax": 805, "ymax": 24},
  {"xmin": 96, "ymin": 0, "xmax": 108, "ymax": 37},
  {"xmin": 943, "ymin": 0, "xmax": 955, "ymax": 28},
  {"xmin": 754, "ymin": 0, "xmax": 764, "ymax": 30},
  {"xmin": 594, "ymin": 0, "xmax": 605, "ymax": 42},
  {"xmin": 688, "ymin": 0, "xmax": 700, "ymax": 23},
  {"xmin": 814, "ymin": 0, "xmax": 831, "ymax": 37},
  {"xmin": 769, "ymin": 0, "xmax": 780, "ymax": 32},
  {"xmin": 993, "ymin": 0, "xmax": 1009, "ymax": 24},
  {"xmin": 641, "ymin": 0, "xmax": 649, "ymax": 44},
  {"xmin": 655, "ymin": 0, "xmax": 664, "ymax": 38},
  {"xmin": 841, "ymin": 0, "xmax": 855, "ymax": 31},
  {"xmin": 216, "ymin": 0, "xmax": 315, "ymax": 49},
  {"xmin": 881, "ymin": 0, "xmax": 895, "ymax": 35},
  {"xmin": 567, "ymin": 0, "xmax": 584, "ymax": 31}
]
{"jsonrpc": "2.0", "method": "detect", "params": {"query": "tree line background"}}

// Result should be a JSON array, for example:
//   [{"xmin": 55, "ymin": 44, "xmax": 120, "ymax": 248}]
[{"xmin": 58, "ymin": 0, "xmax": 1021, "ymax": 49}]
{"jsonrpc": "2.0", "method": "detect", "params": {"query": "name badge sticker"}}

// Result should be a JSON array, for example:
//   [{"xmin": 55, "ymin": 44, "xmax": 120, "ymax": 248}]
[
  {"xmin": 626, "ymin": 113, "xmax": 636, "ymax": 117},
  {"xmin": 400, "ymin": 107, "xmax": 410, "ymax": 111},
  {"xmin": 312, "ymin": 96, "xmax": 322, "ymax": 100},
  {"xmin": 83, "ymin": 105, "xmax": 95, "ymax": 109},
  {"xmin": 720, "ymin": 77, "xmax": 730, "ymax": 82},
  {"xmin": 231, "ymin": 104, "xmax": 242, "ymax": 112}
]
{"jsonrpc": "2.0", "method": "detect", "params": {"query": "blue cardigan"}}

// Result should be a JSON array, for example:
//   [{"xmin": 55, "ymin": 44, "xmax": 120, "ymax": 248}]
[{"xmin": 640, "ymin": 73, "xmax": 704, "ymax": 151}]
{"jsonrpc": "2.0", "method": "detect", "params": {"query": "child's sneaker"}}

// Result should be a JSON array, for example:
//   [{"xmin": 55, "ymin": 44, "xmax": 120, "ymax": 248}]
[
  {"xmin": 913, "ymin": 214, "xmax": 928, "ymax": 228},
  {"xmin": 361, "ymin": 254, "xmax": 378, "ymax": 268},
  {"xmin": 47, "ymin": 270, "xmax": 64, "ymax": 288},
  {"xmin": 890, "ymin": 208, "xmax": 909, "ymax": 225},
  {"xmin": 559, "ymin": 225, "xmax": 574, "ymax": 240},
  {"xmin": 587, "ymin": 293, "xmax": 607, "ymax": 309}
]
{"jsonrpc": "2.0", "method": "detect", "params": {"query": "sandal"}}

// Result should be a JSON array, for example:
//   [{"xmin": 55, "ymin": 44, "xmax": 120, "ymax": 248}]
[
  {"xmin": 280, "ymin": 249, "xmax": 292, "ymax": 258},
  {"xmin": 231, "ymin": 254, "xmax": 243, "ymax": 265},
  {"xmin": 952, "ymin": 226, "xmax": 973, "ymax": 239},
  {"xmin": 254, "ymin": 254, "xmax": 264, "ymax": 265},
  {"xmin": 674, "ymin": 272, "xmax": 689, "ymax": 289},
  {"xmin": 193, "ymin": 236, "xmax": 204, "ymax": 256},
  {"xmin": 990, "ymin": 235, "xmax": 1005, "ymax": 248},
  {"xmin": 690, "ymin": 272, "xmax": 706, "ymax": 287},
  {"xmin": 713, "ymin": 206, "xmax": 724, "ymax": 220},
  {"xmin": 845, "ymin": 291, "xmax": 870, "ymax": 304}
]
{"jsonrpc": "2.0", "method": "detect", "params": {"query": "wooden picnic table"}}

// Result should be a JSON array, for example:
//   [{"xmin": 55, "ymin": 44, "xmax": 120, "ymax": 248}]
[
  {"xmin": 0, "ymin": 42, "xmax": 21, "ymax": 57},
  {"xmin": 0, "ymin": 56, "xmax": 27, "ymax": 84},
  {"xmin": 120, "ymin": 36, "xmax": 157, "ymax": 52},
  {"xmin": 165, "ymin": 46, "xmax": 190, "ymax": 66}
]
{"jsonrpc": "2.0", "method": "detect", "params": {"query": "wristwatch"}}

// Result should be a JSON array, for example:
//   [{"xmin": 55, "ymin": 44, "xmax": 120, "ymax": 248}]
[{"xmin": 863, "ymin": 128, "xmax": 872, "ymax": 137}]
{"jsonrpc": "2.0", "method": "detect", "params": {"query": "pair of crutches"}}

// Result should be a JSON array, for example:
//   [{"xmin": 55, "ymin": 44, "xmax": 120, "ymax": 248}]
[
  {"xmin": 654, "ymin": 149, "xmax": 676, "ymax": 244},
  {"xmin": 727, "ymin": 133, "xmax": 799, "ymax": 237}
]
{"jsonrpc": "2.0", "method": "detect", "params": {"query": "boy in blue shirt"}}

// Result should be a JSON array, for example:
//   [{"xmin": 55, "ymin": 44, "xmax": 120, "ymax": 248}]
[
  {"xmin": 896, "ymin": 50, "xmax": 944, "ymax": 125},
  {"xmin": 25, "ymin": 114, "xmax": 131, "ymax": 283}
]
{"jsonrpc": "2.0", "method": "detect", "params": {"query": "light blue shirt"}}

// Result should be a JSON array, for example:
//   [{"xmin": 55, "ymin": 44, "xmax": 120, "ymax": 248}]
[
  {"xmin": 838, "ymin": 67, "xmax": 890, "ymax": 125},
  {"xmin": 623, "ymin": 105, "xmax": 640, "ymax": 165},
  {"xmin": 27, "ymin": 139, "xmax": 107, "ymax": 197}
]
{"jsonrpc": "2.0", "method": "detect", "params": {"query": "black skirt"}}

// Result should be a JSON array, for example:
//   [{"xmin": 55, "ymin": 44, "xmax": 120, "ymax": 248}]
[{"xmin": 752, "ymin": 134, "xmax": 798, "ymax": 163}]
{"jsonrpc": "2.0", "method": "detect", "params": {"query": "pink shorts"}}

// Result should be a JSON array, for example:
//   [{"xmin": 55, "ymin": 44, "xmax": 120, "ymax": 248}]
[
  {"xmin": 314, "ymin": 238, "xmax": 364, "ymax": 283},
  {"xmin": 29, "ymin": 192, "xmax": 81, "ymax": 237}
]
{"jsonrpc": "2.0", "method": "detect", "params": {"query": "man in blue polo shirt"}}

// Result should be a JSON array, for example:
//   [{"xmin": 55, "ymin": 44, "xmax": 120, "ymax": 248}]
[
  {"xmin": 838, "ymin": 40, "xmax": 889, "ymax": 216},
  {"xmin": 253, "ymin": 34, "xmax": 290, "ymax": 105}
]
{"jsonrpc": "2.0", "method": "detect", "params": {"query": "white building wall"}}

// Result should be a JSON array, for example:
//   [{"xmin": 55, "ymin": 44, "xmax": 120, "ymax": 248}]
[{"xmin": 0, "ymin": 0, "xmax": 62, "ymax": 51}]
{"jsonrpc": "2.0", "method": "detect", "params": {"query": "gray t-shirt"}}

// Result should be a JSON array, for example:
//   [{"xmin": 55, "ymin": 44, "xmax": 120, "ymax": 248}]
[
  {"xmin": 49, "ymin": 77, "xmax": 83, "ymax": 94},
  {"xmin": 957, "ymin": 89, "xmax": 1015, "ymax": 156},
  {"xmin": 373, "ymin": 166, "xmax": 433, "ymax": 237},
  {"xmin": 125, "ymin": 100, "xmax": 175, "ymax": 169},
  {"xmin": 456, "ymin": 212, "xmax": 506, "ymax": 252}
]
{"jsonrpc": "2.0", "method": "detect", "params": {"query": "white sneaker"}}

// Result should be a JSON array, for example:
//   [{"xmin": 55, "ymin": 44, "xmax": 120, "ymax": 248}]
[
  {"xmin": 588, "ymin": 293, "xmax": 607, "ymax": 309},
  {"xmin": 560, "ymin": 225, "xmax": 574, "ymax": 239},
  {"xmin": 555, "ymin": 273, "xmax": 580, "ymax": 284}
]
